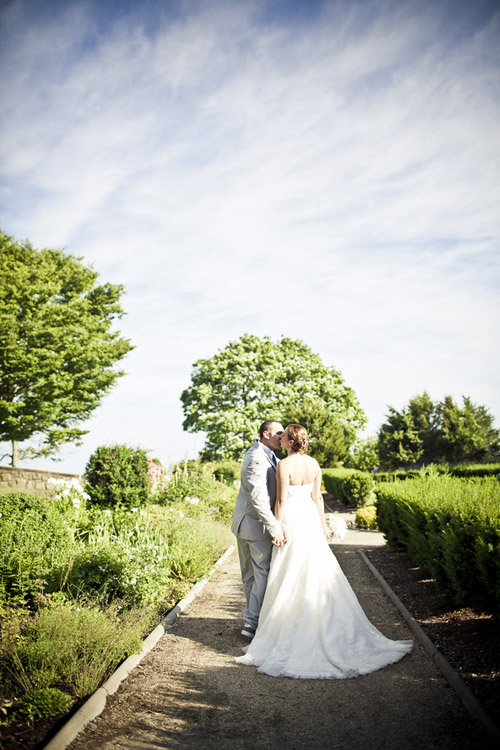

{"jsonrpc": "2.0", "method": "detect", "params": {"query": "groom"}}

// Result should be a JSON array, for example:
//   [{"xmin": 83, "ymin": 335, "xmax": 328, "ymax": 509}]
[{"xmin": 231, "ymin": 420, "xmax": 285, "ymax": 639}]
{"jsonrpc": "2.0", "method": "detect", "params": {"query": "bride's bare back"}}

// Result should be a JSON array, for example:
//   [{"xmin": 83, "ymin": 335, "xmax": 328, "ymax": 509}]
[{"xmin": 279, "ymin": 453, "xmax": 320, "ymax": 486}]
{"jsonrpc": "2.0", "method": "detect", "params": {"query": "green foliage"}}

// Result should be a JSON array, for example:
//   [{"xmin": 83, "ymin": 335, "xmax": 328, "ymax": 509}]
[
  {"xmin": 0, "ymin": 230, "xmax": 133, "ymax": 464},
  {"xmin": 15, "ymin": 688, "xmax": 72, "ymax": 722},
  {"xmin": 0, "ymin": 492, "xmax": 74, "ymax": 605},
  {"xmin": 444, "ymin": 462, "xmax": 500, "ymax": 478},
  {"xmin": 374, "ymin": 472, "xmax": 390, "ymax": 483},
  {"xmin": 181, "ymin": 334, "xmax": 366, "ymax": 460},
  {"xmin": 374, "ymin": 463, "xmax": 500, "ymax": 482},
  {"xmin": 322, "ymin": 468, "xmax": 373, "ymax": 507},
  {"xmin": 435, "ymin": 396, "xmax": 500, "ymax": 463},
  {"xmin": 0, "ymin": 473, "xmax": 235, "ymax": 732},
  {"xmin": 159, "ymin": 465, "xmax": 238, "ymax": 525},
  {"xmin": 281, "ymin": 398, "xmax": 354, "ymax": 466},
  {"xmin": 345, "ymin": 436, "xmax": 380, "ymax": 472},
  {"xmin": 205, "ymin": 460, "xmax": 241, "ymax": 485},
  {"xmin": 84, "ymin": 444, "xmax": 150, "ymax": 509},
  {"xmin": 355, "ymin": 505, "xmax": 378, "ymax": 529},
  {"xmin": 375, "ymin": 472, "xmax": 500, "ymax": 615},
  {"xmin": 378, "ymin": 392, "xmax": 499, "ymax": 469},
  {"xmin": 1, "ymin": 599, "xmax": 144, "ymax": 710}
]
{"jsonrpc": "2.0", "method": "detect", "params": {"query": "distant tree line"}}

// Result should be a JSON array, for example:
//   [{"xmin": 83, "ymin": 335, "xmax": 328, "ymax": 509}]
[{"xmin": 349, "ymin": 392, "xmax": 499, "ymax": 471}]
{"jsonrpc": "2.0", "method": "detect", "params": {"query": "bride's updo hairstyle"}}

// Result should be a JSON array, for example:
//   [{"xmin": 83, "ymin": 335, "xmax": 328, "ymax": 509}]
[{"xmin": 287, "ymin": 424, "xmax": 309, "ymax": 454}]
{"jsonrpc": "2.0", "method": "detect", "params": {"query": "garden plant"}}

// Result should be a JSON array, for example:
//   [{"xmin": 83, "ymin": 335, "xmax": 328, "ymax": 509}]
[{"xmin": 0, "ymin": 449, "xmax": 235, "ymax": 739}]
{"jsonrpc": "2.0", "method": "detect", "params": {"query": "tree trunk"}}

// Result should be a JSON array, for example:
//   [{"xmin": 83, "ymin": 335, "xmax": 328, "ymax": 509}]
[{"xmin": 11, "ymin": 440, "xmax": 18, "ymax": 468}]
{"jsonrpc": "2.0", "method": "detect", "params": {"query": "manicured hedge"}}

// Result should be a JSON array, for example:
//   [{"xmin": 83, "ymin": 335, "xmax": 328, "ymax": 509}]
[
  {"xmin": 443, "ymin": 463, "xmax": 500, "ymax": 478},
  {"xmin": 375, "ymin": 474, "xmax": 500, "ymax": 616},
  {"xmin": 322, "ymin": 468, "xmax": 372, "ymax": 507},
  {"xmin": 375, "ymin": 463, "xmax": 500, "ymax": 482}
]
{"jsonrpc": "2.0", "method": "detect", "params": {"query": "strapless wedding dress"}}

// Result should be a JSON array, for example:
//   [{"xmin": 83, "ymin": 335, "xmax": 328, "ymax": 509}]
[{"xmin": 235, "ymin": 483, "xmax": 412, "ymax": 679}]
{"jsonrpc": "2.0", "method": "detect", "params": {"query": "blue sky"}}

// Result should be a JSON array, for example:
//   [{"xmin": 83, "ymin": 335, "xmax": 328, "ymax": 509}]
[{"xmin": 1, "ymin": 0, "xmax": 499, "ymax": 473}]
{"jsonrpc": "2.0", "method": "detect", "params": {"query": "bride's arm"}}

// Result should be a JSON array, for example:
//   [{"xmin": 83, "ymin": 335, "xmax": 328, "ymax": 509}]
[
  {"xmin": 311, "ymin": 465, "xmax": 331, "ymax": 539},
  {"xmin": 274, "ymin": 461, "xmax": 289, "ymax": 524}
]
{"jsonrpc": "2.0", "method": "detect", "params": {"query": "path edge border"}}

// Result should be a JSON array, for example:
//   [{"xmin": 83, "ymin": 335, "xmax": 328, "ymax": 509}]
[
  {"xmin": 42, "ymin": 545, "xmax": 236, "ymax": 750},
  {"xmin": 358, "ymin": 549, "xmax": 500, "ymax": 744}
]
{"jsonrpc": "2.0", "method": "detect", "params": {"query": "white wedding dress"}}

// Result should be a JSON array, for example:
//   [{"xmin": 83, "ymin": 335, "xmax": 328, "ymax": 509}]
[{"xmin": 235, "ymin": 483, "xmax": 412, "ymax": 679}]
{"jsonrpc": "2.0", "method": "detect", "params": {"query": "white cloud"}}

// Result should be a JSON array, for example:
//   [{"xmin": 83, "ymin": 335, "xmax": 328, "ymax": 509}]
[{"xmin": 1, "ymin": 0, "xmax": 499, "ymax": 472}]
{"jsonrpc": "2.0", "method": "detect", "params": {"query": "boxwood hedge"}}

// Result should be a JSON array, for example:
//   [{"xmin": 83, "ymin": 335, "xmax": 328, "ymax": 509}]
[{"xmin": 375, "ymin": 473, "xmax": 500, "ymax": 616}]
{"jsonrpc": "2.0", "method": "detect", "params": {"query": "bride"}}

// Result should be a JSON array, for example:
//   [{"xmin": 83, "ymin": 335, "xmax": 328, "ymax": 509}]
[{"xmin": 235, "ymin": 424, "xmax": 413, "ymax": 679}]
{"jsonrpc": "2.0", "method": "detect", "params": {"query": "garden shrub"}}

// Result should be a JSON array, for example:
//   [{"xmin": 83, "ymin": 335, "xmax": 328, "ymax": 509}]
[
  {"xmin": 355, "ymin": 505, "xmax": 378, "ymax": 529},
  {"xmin": 159, "ymin": 470, "xmax": 236, "ymax": 524},
  {"xmin": 375, "ymin": 473, "xmax": 500, "ymax": 615},
  {"xmin": 84, "ymin": 444, "xmax": 150, "ymax": 509},
  {"xmin": 440, "ymin": 462, "xmax": 500, "ymax": 478},
  {"xmin": 322, "ymin": 468, "xmax": 372, "ymax": 507},
  {"xmin": 63, "ymin": 540, "xmax": 172, "ymax": 608},
  {"xmin": 15, "ymin": 688, "xmax": 72, "ymax": 722},
  {"xmin": 207, "ymin": 460, "xmax": 241, "ymax": 485},
  {"xmin": 374, "ymin": 472, "xmax": 390, "ymax": 483},
  {"xmin": 1, "ymin": 598, "xmax": 144, "ymax": 709},
  {"xmin": 0, "ymin": 493, "xmax": 74, "ymax": 605}
]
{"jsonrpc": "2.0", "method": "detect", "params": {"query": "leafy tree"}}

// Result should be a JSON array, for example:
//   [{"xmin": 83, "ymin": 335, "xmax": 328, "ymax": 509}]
[
  {"xmin": 345, "ymin": 436, "xmax": 380, "ymax": 472},
  {"xmin": 378, "ymin": 392, "xmax": 499, "ymax": 468},
  {"xmin": 0, "ymin": 231, "xmax": 133, "ymax": 466},
  {"xmin": 280, "ymin": 398, "xmax": 353, "ymax": 466},
  {"xmin": 435, "ymin": 396, "xmax": 500, "ymax": 463},
  {"xmin": 181, "ymin": 334, "xmax": 366, "ymax": 460},
  {"xmin": 378, "ymin": 405, "xmax": 424, "ymax": 468}
]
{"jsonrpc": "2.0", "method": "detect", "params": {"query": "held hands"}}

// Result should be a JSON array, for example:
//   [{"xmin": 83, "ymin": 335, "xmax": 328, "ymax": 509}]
[{"xmin": 272, "ymin": 530, "xmax": 287, "ymax": 547}]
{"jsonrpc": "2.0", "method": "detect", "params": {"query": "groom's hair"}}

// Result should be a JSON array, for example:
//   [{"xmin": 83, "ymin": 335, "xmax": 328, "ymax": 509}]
[{"xmin": 259, "ymin": 420, "xmax": 279, "ymax": 439}]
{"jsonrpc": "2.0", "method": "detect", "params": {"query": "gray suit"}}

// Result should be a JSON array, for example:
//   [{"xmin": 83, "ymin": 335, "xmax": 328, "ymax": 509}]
[{"xmin": 231, "ymin": 439, "xmax": 282, "ymax": 630}]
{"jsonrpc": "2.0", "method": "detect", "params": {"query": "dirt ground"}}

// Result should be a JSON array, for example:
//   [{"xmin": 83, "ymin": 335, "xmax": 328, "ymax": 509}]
[{"xmin": 65, "ymin": 545, "xmax": 495, "ymax": 750}]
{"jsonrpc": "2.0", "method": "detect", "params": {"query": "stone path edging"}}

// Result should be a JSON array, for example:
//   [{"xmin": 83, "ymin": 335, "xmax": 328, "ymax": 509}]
[
  {"xmin": 42, "ymin": 545, "xmax": 236, "ymax": 750},
  {"xmin": 358, "ymin": 549, "xmax": 500, "ymax": 744}
]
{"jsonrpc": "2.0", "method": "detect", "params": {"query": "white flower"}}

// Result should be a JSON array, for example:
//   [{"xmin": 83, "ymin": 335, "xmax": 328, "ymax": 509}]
[
  {"xmin": 184, "ymin": 496, "xmax": 200, "ymax": 505},
  {"xmin": 131, "ymin": 507, "xmax": 138, "ymax": 512}
]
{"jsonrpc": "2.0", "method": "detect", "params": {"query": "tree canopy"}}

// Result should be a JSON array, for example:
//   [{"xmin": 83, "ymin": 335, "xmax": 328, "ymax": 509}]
[
  {"xmin": 0, "ymin": 231, "xmax": 133, "ymax": 465},
  {"xmin": 181, "ymin": 334, "xmax": 366, "ymax": 460},
  {"xmin": 378, "ymin": 391, "xmax": 499, "ymax": 468},
  {"xmin": 280, "ymin": 398, "xmax": 354, "ymax": 467}
]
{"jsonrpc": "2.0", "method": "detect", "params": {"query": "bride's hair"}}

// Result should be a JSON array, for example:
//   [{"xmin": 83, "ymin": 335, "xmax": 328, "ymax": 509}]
[{"xmin": 287, "ymin": 424, "xmax": 309, "ymax": 454}]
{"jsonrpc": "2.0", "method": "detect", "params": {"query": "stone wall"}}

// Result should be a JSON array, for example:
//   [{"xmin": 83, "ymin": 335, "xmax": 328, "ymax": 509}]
[{"xmin": 0, "ymin": 466, "xmax": 83, "ymax": 496}]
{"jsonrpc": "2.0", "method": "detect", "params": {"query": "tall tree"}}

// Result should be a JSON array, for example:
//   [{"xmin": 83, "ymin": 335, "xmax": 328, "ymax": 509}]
[
  {"xmin": 345, "ymin": 436, "xmax": 380, "ymax": 472},
  {"xmin": 378, "ymin": 392, "xmax": 499, "ymax": 468},
  {"xmin": 378, "ymin": 404, "xmax": 424, "ymax": 468},
  {"xmin": 181, "ymin": 334, "xmax": 366, "ymax": 460},
  {"xmin": 280, "ymin": 398, "xmax": 353, "ymax": 467},
  {"xmin": 435, "ymin": 395, "xmax": 500, "ymax": 463},
  {"xmin": 0, "ymin": 231, "xmax": 133, "ymax": 466}
]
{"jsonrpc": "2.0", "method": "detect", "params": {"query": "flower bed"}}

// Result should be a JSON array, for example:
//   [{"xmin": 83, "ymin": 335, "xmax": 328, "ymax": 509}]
[{"xmin": 0, "ymin": 469, "xmax": 235, "ymax": 737}]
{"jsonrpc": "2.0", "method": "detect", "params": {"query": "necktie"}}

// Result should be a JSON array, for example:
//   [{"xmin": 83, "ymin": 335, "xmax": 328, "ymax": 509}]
[{"xmin": 271, "ymin": 453, "xmax": 277, "ymax": 467}]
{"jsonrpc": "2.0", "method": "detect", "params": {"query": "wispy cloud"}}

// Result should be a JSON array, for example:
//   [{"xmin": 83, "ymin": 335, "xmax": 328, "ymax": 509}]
[{"xmin": 1, "ymin": 0, "xmax": 499, "ymax": 470}]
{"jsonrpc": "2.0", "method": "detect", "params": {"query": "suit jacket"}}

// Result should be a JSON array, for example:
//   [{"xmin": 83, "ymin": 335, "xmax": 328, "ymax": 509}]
[{"xmin": 231, "ymin": 440, "xmax": 281, "ymax": 541}]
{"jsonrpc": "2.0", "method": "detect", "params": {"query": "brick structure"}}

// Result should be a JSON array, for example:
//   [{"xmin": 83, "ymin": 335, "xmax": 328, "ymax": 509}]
[{"xmin": 0, "ymin": 466, "xmax": 83, "ymax": 496}]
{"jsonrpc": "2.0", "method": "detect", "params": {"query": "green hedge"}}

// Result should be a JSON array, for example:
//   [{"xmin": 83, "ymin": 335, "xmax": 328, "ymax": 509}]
[
  {"xmin": 375, "ymin": 463, "xmax": 500, "ymax": 482},
  {"xmin": 322, "ymin": 468, "xmax": 372, "ymax": 507},
  {"xmin": 375, "ymin": 474, "xmax": 500, "ymax": 616}
]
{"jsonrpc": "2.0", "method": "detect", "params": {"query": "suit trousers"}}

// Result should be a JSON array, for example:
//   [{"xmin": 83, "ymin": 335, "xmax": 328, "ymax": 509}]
[{"xmin": 236, "ymin": 535, "xmax": 273, "ymax": 630}]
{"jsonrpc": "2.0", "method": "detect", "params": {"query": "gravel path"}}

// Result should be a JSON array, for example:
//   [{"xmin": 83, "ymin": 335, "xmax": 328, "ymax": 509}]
[{"xmin": 67, "ymin": 536, "xmax": 493, "ymax": 750}]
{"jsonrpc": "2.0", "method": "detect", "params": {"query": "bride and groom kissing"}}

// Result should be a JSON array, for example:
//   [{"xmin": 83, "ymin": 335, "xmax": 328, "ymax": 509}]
[{"xmin": 231, "ymin": 420, "xmax": 413, "ymax": 679}]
